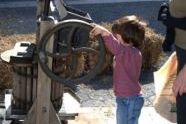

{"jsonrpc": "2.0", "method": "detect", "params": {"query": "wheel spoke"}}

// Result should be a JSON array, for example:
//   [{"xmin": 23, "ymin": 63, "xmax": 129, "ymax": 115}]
[
  {"xmin": 66, "ymin": 26, "xmax": 78, "ymax": 49},
  {"xmin": 66, "ymin": 54, "xmax": 78, "ymax": 80},
  {"xmin": 46, "ymin": 51, "xmax": 69, "ymax": 58},
  {"xmin": 72, "ymin": 47, "xmax": 98, "ymax": 54},
  {"xmin": 38, "ymin": 20, "xmax": 105, "ymax": 86},
  {"xmin": 57, "ymin": 42, "xmax": 68, "ymax": 48}
]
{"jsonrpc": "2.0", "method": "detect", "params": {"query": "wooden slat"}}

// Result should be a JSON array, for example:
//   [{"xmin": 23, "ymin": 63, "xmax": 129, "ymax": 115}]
[
  {"xmin": 51, "ymin": 81, "xmax": 64, "ymax": 111},
  {"xmin": 51, "ymin": 81, "xmax": 54, "ymax": 103},
  {"xmin": 26, "ymin": 66, "xmax": 32, "ymax": 111},
  {"xmin": 20, "ymin": 67, "xmax": 27, "ymax": 109},
  {"xmin": 58, "ymin": 83, "xmax": 64, "ymax": 109},
  {"xmin": 32, "ymin": 64, "xmax": 37, "ymax": 102},
  {"xmin": 54, "ymin": 82, "xmax": 59, "ymax": 109},
  {"xmin": 12, "ymin": 67, "xmax": 20, "ymax": 109}
]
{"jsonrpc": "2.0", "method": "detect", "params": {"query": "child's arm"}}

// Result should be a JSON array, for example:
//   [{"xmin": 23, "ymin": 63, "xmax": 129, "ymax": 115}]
[{"xmin": 90, "ymin": 24, "xmax": 121, "ymax": 55}]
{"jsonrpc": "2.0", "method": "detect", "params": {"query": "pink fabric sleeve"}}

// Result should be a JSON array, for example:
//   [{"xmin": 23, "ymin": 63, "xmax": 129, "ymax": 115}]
[{"xmin": 102, "ymin": 34, "xmax": 122, "ymax": 55}]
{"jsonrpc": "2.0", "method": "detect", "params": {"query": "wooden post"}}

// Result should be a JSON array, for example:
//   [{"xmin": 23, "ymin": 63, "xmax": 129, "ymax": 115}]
[
  {"xmin": 23, "ymin": 0, "xmax": 66, "ymax": 123},
  {"xmin": 23, "ymin": 19, "xmax": 61, "ymax": 124},
  {"xmin": 36, "ymin": 19, "xmax": 54, "ymax": 124},
  {"xmin": 54, "ymin": 0, "xmax": 67, "ymax": 19}
]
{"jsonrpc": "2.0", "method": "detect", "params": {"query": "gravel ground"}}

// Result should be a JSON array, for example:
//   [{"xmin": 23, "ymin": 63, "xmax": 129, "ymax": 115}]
[
  {"xmin": 0, "ymin": 1, "xmax": 171, "ymax": 108},
  {"xmin": 75, "ymin": 70, "xmax": 156, "ymax": 107},
  {"xmin": 75, "ymin": 51, "xmax": 172, "ymax": 107}
]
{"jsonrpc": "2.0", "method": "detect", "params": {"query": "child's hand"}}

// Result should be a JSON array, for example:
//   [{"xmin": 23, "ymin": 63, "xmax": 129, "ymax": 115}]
[{"xmin": 90, "ymin": 24, "xmax": 111, "ymax": 37}]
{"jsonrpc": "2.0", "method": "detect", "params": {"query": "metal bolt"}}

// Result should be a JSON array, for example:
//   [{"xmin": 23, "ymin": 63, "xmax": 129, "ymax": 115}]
[{"xmin": 42, "ymin": 107, "xmax": 47, "ymax": 113}]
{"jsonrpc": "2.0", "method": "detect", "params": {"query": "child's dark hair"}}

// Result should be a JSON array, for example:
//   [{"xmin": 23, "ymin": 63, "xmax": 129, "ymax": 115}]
[{"xmin": 112, "ymin": 15, "xmax": 145, "ymax": 50}]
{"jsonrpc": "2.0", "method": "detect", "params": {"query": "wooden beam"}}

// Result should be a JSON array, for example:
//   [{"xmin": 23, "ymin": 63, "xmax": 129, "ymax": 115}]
[{"xmin": 24, "ymin": 19, "xmax": 61, "ymax": 124}]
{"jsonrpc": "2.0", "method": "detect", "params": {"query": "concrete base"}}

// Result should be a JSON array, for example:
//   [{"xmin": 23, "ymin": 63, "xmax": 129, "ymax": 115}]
[
  {"xmin": 65, "ymin": 92, "xmax": 177, "ymax": 124},
  {"xmin": 1, "ymin": 90, "xmax": 177, "ymax": 124},
  {"xmin": 68, "ymin": 107, "xmax": 176, "ymax": 124}
]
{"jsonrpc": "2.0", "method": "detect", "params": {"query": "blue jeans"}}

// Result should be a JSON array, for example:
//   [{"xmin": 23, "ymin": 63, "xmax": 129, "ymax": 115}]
[{"xmin": 116, "ymin": 95, "xmax": 144, "ymax": 124}]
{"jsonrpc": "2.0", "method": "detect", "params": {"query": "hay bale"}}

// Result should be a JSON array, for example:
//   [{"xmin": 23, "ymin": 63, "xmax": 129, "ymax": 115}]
[
  {"xmin": 0, "ymin": 34, "xmax": 35, "ymax": 53},
  {"xmin": 87, "ymin": 36, "xmax": 113, "ymax": 74},
  {"xmin": 0, "ymin": 61, "xmax": 13, "ymax": 91},
  {"xmin": 0, "ymin": 18, "xmax": 164, "ymax": 88},
  {"xmin": 85, "ymin": 22, "xmax": 114, "ymax": 74},
  {"xmin": 86, "ymin": 19, "xmax": 164, "ymax": 74},
  {"xmin": 142, "ymin": 27, "xmax": 164, "ymax": 69},
  {"xmin": 53, "ymin": 54, "xmax": 85, "ymax": 78},
  {"xmin": 75, "ymin": 54, "xmax": 86, "ymax": 77},
  {"xmin": 0, "ymin": 33, "xmax": 85, "ymax": 87}
]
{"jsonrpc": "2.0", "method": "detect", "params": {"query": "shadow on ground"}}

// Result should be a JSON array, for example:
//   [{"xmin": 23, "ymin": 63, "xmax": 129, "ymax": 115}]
[{"xmin": 80, "ymin": 69, "xmax": 154, "ymax": 91}]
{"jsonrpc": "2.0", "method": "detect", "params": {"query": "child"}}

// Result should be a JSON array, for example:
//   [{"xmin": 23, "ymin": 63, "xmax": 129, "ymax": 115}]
[{"xmin": 90, "ymin": 15, "xmax": 145, "ymax": 124}]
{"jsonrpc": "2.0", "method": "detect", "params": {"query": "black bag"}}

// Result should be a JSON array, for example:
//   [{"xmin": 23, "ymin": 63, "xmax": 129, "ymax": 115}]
[
  {"xmin": 158, "ymin": 2, "xmax": 186, "ymax": 52},
  {"xmin": 158, "ymin": 2, "xmax": 175, "ymax": 52},
  {"xmin": 158, "ymin": 2, "xmax": 170, "ymax": 23}
]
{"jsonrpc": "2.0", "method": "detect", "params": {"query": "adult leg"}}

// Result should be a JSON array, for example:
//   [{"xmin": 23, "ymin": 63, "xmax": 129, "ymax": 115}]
[
  {"xmin": 176, "ymin": 94, "xmax": 186, "ymax": 124},
  {"xmin": 175, "ymin": 46, "xmax": 186, "ymax": 124}
]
